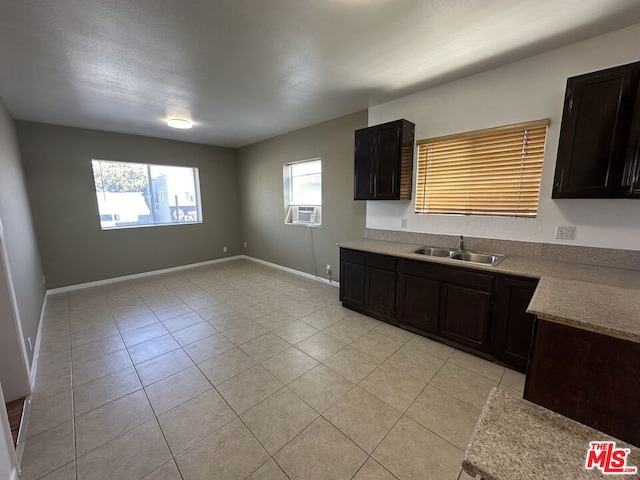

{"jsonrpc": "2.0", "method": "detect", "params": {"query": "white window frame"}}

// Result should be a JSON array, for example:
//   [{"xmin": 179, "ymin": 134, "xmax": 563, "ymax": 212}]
[
  {"xmin": 92, "ymin": 159, "xmax": 203, "ymax": 230},
  {"xmin": 283, "ymin": 158, "xmax": 322, "ymax": 227}
]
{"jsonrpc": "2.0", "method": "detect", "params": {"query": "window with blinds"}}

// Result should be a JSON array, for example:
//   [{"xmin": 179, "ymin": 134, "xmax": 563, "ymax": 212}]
[{"xmin": 415, "ymin": 120, "xmax": 549, "ymax": 217}]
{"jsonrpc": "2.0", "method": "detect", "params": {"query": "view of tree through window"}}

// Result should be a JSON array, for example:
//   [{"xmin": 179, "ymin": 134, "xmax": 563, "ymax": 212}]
[
  {"xmin": 93, "ymin": 162, "xmax": 148, "ymax": 194},
  {"xmin": 92, "ymin": 159, "xmax": 202, "ymax": 229}
]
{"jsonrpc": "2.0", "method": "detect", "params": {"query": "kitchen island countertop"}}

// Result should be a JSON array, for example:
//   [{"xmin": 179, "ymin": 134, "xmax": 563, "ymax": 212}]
[{"xmin": 463, "ymin": 388, "xmax": 640, "ymax": 480}]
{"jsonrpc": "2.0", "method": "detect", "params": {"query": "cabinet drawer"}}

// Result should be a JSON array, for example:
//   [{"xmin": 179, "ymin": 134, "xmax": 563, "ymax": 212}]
[
  {"xmin": 341, "ymin": 248, "xmax": 366, "ymax": 264},
  {"xmin": 400, "ymin": 259, "xmax": 493, "ymax": 291},
  {"xmin": 366, "ymin": 252, "xmax": 397, "ymax": 271}
]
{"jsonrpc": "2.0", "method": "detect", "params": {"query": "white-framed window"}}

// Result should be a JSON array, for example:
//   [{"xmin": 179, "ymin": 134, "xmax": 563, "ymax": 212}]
[
  {"xmin": 283, "ymin": 158, "xmax": 322, "ymax": 226},
  {"xmin": 92, "ymin": 159, "xmax": 202, "ymax": 230}
]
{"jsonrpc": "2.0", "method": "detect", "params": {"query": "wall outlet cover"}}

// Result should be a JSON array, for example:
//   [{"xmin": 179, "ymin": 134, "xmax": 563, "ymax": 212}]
[
  {"xmin": 401, "ymin": 218, "xmax": 408, "ymax": 228},
  {"xmin": 223, "ymin": 246, "xmax": 228, "ymax": 253},
  {"xmin": 555, "ymin": 225, "xmax": 576, "ymax": 240}
]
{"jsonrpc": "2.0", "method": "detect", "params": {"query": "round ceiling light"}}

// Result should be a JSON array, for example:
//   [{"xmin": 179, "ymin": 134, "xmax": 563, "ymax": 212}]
[{"xmin": 167, "ymin": 118, "xmax": 193, "ymax": 129}]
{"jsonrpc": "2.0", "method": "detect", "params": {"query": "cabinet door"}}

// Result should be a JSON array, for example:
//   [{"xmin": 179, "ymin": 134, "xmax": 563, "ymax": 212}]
[
  {"xmin": 397, "ymin": 274, "xmax": 440, "ymax": 334},
  {"xmin": 440, "ymin": 284, "xmax": 492, "ymax": 352},
  {"xmin": 622, "ymin": 153, "xmax": 640, "ymax": 195},
  {"xmin": 366, "ymin": 266, "xmax": 396, "ymax": 321},
  {"xmin": 354, "ymin": 128, "xmax": 375, "ymax": 200},
  {"xmin": 525, "ymin": 320, "xmax": 640, "ymax": 447},
  {"xmin": 373, "ymin": 123, "xmax": 401, "ymax": 199},
  {"xmin": 553, "ymin": 64, "xmax": 639, "ymax": 198},
  {"xmin": 623, "ymin": 81, "xmax": 640, "ymax": 196},
  {"xmin": 492, "ymin": 276, "xmax": 538, "ymax": 372},
  {"xmin": 340, "ymin": 261, "xmax": 366, "ymax": 310}
]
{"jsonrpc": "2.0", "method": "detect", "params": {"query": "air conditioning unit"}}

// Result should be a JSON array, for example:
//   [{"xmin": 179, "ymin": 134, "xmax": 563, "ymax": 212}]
[
  {"xmin": 296, "ymin": 206, "xmax": 317, "ymax": 223},
  {"xmin": 286, "ymin": 205, "xmax": 321, "ymax": 225}
]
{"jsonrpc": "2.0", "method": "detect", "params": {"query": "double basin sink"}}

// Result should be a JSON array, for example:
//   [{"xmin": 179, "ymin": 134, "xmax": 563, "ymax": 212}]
[{"xmin": 414, "ymin": 246, "xmax": 505, "ymax": 266}]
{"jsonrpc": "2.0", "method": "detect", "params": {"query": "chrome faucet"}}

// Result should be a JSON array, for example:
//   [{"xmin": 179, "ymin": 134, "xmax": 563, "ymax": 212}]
[{"xmin": 459, "ymin": 235, "xmax": 465, "ymax": 251}]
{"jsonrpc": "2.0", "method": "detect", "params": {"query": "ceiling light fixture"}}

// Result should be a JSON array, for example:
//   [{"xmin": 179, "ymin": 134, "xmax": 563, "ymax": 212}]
[{"xmin": 167, "ymin": 118, "xmax": 192, "ymax": 129}]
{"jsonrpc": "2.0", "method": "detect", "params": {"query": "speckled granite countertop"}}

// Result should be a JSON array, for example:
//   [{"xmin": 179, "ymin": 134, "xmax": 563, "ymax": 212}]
[
  {"xmin": 339, "ymin": 239, "xmax": 557, "ymax": 278},
  {"xmin": 528, "ymin": 277, "xmax": 640, "ymax": 342},
  {"xmin": 339, "ymin": 239, "xmax": 640, "ymax": 343},
  {"xmin": 463, "ymin": 388, "xmax": 640, "ymax": 480}
]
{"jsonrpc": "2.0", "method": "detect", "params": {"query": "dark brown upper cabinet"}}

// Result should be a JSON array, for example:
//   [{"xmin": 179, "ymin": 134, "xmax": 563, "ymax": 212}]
[
  {"xmin": 553, "ymin": 61, "xmax": 640, "ymax": 198},
  {"xmin": 354, "ymin": 119, "xmax": 415, "ymax": 200},
  {"xmin": 623, "ymin": 85, "xmax": 640, "ymax": 195}
]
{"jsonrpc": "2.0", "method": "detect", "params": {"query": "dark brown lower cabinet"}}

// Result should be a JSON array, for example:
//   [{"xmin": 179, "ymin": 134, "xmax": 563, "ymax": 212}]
[
  {"xmin": 492, "ymin": 276, "xmax": 538, "ymax": 372},
  {"xmin": 525, "ymin": 319, "xmax": 640, "ymax": 447},
  {"xmin": 340, "ymin": 247, "xmax": 537, "ymax": 371},
  {"xmin": 339, "ymin": 248, "xmax": 396, "ymax": 322},
  {"xmin": 396, "ymin": 259, "xmax": 494, "ymax": 352},
  {"xmin": 366, "ymin": 266, "xmax": 397, "ymax": 321},
  {"xmin": 440, "ymin": 284, "xmax": 492, "ymax": 352},
  {"xmin": 340, "ymin": 249, "xmax": 366, "ymax": 310},
  {"xmin": 397, "ymin": 274, "xmax": 440, "ymax": 334}
]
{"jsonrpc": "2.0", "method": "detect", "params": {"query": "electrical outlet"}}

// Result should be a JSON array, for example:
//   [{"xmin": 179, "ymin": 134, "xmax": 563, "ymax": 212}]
[
  {"xmin": 555, "ymin": 225, "xmax": 576, "ymax": 240},
  {"xmin": 243, "ymin": 242, "xmax": 247, "ymax": 248},
  {"xmin": 326, "ymin": 264, "xmax": 331, "ymax": 274},
  {"xmin": 223, "ymin": 246, "xmax": 228, "ymax": 253},
  {"xmin": 401, "ymin": 218, "xmax": 408, "ymax": 228}
]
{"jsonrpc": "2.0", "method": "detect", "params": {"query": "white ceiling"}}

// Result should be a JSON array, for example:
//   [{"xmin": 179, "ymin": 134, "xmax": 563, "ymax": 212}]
[{"xmin": 1, "ymin": 1, "xmax": 640, "ymax": 148}]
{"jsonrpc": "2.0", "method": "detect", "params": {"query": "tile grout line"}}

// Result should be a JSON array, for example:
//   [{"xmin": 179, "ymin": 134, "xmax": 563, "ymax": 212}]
[
  {"xmin": 35, "ymin": 260, "xmax": 476, "ymax": 479},
  {"xmin": 126, "ymin": 272, "xmax": 222, "ymax": 479},
  {"xmin": 165, "ymin": 284, "xmax": 281, "ymax": 474},
  {"xmin": 360, "ymin": 345, "xmax": 463, "ymax": 469},
  {"xmin": 107, "ymin": 287, "xmax": 181, "ymax": 480},
  {"xmin": 67, "ymin": 293, "xmax": 78, "ymax": 480}
]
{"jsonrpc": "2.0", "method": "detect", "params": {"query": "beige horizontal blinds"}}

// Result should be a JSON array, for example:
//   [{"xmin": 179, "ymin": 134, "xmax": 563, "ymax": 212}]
[{"xmin": 415, "ymin": 120, "xmax": 549, "ymax": 217}]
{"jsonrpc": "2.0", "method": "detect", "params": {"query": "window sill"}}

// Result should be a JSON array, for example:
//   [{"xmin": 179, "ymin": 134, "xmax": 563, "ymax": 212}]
[
  {"xmin": 284, "ymin": 222, "xmax": 321, "ymax": 228},
  {"xmin": 101, "ymin": 221, "xmax": 203, "ymax": 231}
]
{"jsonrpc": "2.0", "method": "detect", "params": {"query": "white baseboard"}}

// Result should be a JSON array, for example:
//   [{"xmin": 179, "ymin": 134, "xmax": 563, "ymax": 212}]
[
  {"xmin": 242, "ymin": 255, "xmax": 339, "ymax": 288},
  {"xmin": 29, "ymin": 295, "xmax": 47, "ymax": 389},
  {"xmin": 46, "ymin": 256, "xmax": 244, "ymax": 295}
]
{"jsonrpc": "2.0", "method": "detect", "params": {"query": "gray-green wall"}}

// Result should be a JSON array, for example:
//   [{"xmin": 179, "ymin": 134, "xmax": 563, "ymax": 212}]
[
  {"xmin": 17, "ymin": 122, "xmax": 241, "ymax": 288},
  {"xmin": 237, "ymin": 111, "xmax": 367, "ymax": 280},
  {"xmin": 0, "ymin": 99, "xmax": 45, "ymax": 370}
]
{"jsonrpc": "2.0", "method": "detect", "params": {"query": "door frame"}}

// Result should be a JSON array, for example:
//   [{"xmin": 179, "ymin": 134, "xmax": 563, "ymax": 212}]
[
  {"xmin": 0, "ymin": 383, "xmax": 19, "ymax": 480},
  {"xmin": 0, "ymin": 217, "xmax": 32, "ymax": 400}
]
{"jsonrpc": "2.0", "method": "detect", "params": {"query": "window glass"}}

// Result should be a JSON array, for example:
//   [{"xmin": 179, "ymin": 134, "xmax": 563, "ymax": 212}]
[
  {"xmin": 92, "ymin": 159, "xmax": 202, "ymax": 229},
  {"xmin": 290, "ymin": 160, "xmax": 322, "ymax": 205},
  {"xmin": 283, "ymin": 158, "xmax": 322, "ymax": 226}
]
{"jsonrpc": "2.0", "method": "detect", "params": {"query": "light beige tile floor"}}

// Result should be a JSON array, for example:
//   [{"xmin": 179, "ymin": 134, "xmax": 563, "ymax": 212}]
[{"xmin": 22, "ymin": 259, "xmax": 526, "ymax": 480}]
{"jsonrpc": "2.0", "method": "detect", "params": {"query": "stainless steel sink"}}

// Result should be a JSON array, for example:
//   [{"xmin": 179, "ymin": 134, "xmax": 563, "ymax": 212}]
[
  {"xmin": 451, "ymin": 252, "xmax": 504, "ymax": 265},
  {"xmin": 413, "ymin": 246, "xmax": 455, "ymax": 258},
  {"xmin": 413, "ymin": 246, "xmax": 505, "ymax": 265}
]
